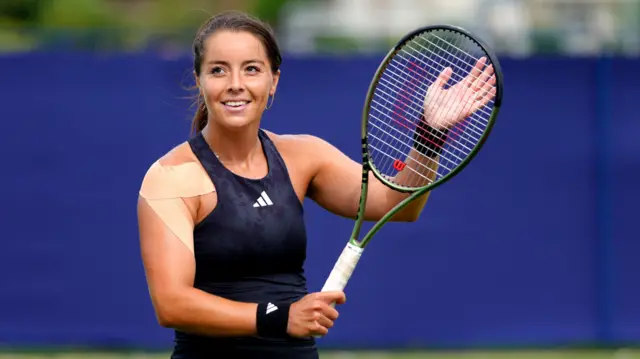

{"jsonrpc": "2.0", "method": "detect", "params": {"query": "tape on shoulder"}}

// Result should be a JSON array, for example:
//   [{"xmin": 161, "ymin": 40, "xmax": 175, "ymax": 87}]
[
  {"xmin": 144, "ymin": 196, "xmax": 195, "ymax": 254},
  {"xmin": 140, "ymin": 161, "xmax": 214, "ymax": 200}
]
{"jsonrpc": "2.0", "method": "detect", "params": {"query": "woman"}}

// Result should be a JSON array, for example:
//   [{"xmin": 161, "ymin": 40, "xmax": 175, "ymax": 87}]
[{"xmin": 137, "ymin": 10, "xmax": 495, "ymax": 359}]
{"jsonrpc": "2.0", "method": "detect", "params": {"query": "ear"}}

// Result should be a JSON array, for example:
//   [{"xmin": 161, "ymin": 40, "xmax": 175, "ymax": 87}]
[{"xmin": 269, "ymin": 70, "xmax": 280, "ymax": 96}]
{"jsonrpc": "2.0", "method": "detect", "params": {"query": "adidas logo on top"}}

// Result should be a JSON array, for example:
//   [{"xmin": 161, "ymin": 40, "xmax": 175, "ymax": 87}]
[{"xmin": 253, "ymin": 191, "xmax": 274, "ymax": 208}]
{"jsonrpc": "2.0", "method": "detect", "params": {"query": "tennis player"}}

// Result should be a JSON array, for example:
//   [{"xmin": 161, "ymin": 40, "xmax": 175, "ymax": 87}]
[{"xmin": 137, "ymin": 10, "xmax": 494, "ymax": 359}]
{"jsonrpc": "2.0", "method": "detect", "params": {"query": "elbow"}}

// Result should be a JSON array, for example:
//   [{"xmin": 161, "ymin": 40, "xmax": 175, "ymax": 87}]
[
  {"xmin": 156, "ymin": 310, "xmax": 176, "ymax": 328},
  {"xmin": 391, "ymin": 202, "xmax": 423, "ymax": 222},
  {"xmin": 393, "ymin": 193, "xmax": 429, "ymax": 222},
  {"xmin": 152, "ymin": 295, "xmax": 183, "ymax": 328},
  {"xmin": 155, "ymin": 305, "xmax": 178, "ymax": 328}
]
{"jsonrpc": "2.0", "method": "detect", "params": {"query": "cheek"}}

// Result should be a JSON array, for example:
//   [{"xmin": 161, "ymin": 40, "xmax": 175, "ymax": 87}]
[
  {"xmin": 249, "ymin": 79, "xmax": 272, "ymax": 100},
  {"xmin": 202, "ymin": 81, "xmax": 224, "ymax": 100}
]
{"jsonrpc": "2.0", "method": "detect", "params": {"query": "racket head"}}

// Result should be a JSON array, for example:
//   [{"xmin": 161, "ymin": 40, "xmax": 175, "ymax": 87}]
[{"xmin": 361, "ymin": 24, "xmax": 504, "ymax": 194}]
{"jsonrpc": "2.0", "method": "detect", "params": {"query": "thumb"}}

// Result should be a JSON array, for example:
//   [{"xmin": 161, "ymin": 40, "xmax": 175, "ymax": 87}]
[
  {"xmin": 433, "ymin": 67, "xmax": 453, "ymax": 88},
  {"xmin": 318, "ymin": 291, "xmax": 347, "ymax": 305}
]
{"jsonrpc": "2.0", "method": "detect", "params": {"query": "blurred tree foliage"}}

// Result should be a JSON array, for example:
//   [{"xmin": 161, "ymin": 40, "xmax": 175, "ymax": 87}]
[
  {"xmin": 0, "ymin": 0, "xmax": 296, "ymax": 52},
  {"xmin": 0, "ymin": 0, "xmax": 43, "ymax": 23}
]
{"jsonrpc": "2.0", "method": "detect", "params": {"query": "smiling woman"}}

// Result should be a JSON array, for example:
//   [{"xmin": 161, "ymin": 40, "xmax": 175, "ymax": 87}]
[
  {"xmin": 190, "ymin": 14, "xmax": 282, "ymax": 137},
  {"xmin": 136, "ymin": 10, "xmax": 440, "ymax": 359}
]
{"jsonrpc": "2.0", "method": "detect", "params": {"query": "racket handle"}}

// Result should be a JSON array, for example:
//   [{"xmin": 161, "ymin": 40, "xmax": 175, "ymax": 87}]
[
  {"xmin": 320, "ymin": 242, "xmax": 364, "ymax": 307},
  {"xmin": 313, "ymin": 243, "xmax": 363, "ymax": 338}
]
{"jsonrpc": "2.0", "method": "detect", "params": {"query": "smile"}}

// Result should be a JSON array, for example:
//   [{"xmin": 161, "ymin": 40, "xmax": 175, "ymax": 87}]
[{"xmin": 222, "ymin": 101, "xmax": 250, "ymax": 108}]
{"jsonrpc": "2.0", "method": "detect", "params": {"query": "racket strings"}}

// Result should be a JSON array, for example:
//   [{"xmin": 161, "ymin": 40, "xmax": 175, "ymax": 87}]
[
  {"xmin": 394, "ymin": 36, "xmax": 492, "ymax": 138},
  {"xmin": 368, "ymin": 117, "xmax": 465, "ymax": 164},
  {"xmin": 410, "ymin": 33, "xmax": 495, "ymax": 132},
  {"xmin": 375, "ymin": 59, "xmax": 486, "ymax": 142},
  {"xmin": 368, "ymin": 73, "xmax": 478, "ymax": 173},
  {"xmin": 384, "ymin": 48, "xmax": 489, "ymax": 159},
  {"xmin": 382, "ymin": 38, "xmax": 489, "ymax": 135},
  {"xmin": 368, "ymin": 107, "xmax": 465, "ymax": 167},
  {"xmin": 367, "ymin": 131, "xmax": 441, "ymax": 177},
  {"xmin": 368, "ymin": 109, "xmax": 457, "ymax": 186},
  {"xmin": 366, "ymin": 29, "xmax": 496, "ymax": 189},
  {"xmin": 404, "ymin": 34, "xmax": 494, "ymax": 123},
  {"xmin": 380, "ymin": 64, "xmax": 482, "ymax": 141},
  {"xmin": 370, "ymin": 54, "xmax": 479, "ymax": 168},
  {"xmin": 370, "ymin": 79, "xmax": 478, "ymax": 153},
  {"xmin": 368, "ymin": 143, "xmax": 436, "ymax": 181}
]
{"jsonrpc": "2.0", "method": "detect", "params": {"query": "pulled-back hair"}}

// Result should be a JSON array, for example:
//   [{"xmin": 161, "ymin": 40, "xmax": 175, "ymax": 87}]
[{"xmin": 190, "ymin": 11, "xmax": 282, "ymax": 134}]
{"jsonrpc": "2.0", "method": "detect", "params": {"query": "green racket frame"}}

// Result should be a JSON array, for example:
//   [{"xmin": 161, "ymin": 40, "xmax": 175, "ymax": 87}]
[{"xmin": 350, "ymin": 24, "xmax": 505, "ymax": 249}]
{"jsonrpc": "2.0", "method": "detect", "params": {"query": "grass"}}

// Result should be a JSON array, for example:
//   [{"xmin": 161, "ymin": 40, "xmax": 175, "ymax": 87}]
[{"xmin": 1, "ymin": 349, "xmax": 640, "ymax": 359}]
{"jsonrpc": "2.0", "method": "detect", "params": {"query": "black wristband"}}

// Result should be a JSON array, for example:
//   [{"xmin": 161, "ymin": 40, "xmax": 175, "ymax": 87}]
[
  {"xmin": 256, "ymin": 302, "xmax": 291, "ymax": 338},
  {"xmin": 413, "ymin": 119, "xmax": 448, "ymax": 158}
]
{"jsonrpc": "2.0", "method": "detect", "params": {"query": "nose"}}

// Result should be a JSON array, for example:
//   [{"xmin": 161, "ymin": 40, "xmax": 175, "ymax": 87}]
[{"xmin": 228, "ymin": 70, "xmax": 244, "ymax": 93}]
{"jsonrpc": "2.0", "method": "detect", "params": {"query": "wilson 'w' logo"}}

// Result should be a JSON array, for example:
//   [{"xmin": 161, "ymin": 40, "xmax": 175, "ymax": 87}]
[{"xmin": 393, "ymin": 159, "xmax": 406, "ymax": 171}]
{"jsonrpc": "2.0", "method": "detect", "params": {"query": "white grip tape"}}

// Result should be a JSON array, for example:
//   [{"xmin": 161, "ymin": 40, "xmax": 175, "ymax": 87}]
[{"xmin": 321, "ymin": 242, "xmax": 364, "ymax": 293}]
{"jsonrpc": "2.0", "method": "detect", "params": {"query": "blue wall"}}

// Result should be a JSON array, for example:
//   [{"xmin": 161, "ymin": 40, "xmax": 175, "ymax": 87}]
[{"xmin": 0, "ymin": 53, "xmax": 637, "ymax": 350}]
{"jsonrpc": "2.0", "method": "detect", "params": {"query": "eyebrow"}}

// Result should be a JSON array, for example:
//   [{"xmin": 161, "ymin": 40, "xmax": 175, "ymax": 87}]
[{"xmin": 206, "ymin": 59, "xmax": 265, "ymax": 66}]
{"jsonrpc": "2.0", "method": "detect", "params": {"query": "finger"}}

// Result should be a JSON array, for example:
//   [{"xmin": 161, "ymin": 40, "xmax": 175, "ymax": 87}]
[
  {"xmin": 322, "ymin": 304, "xmax": 340, "ymax": 321},
  {"xmin": 316, "ymin": 315, "xmax": 334, "ymax": 329},
  {"xmin": 473, "ymin": 64, "xmax": 494, "ymax": 92},
  {"xmin": 311, "ymin": 321, "xmax": 329, "ymax": 336},
  {"xmin": 465, "ymin": 57, "xmax": 486, "ymax": 87},
  {"xmin": 433, "ymin": 66, "xmax": 453, "ymax": 89},
  {"xmin": 477, "ymin": 74, "xmax": 496, "ymax": 101},
  {"xmin": 471, "ymin": 86, "xmax": 496, "ymax": 114},
  {"xmin": 484, "ymin": 86, "xmax": 497, "ymax": 103},
  {"xmin": 318, "ymin": 291, "xmax": 346, "ymax": 305}
]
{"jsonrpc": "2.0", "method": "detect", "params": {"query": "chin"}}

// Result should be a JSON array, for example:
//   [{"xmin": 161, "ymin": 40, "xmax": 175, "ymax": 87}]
[
  {"xmin": 211, "ymin": 105, "xmax": 259, "ymax": 130},
  {"xmin": 217, "ymin": 115, "xmax": 258, "ymax": 131}
]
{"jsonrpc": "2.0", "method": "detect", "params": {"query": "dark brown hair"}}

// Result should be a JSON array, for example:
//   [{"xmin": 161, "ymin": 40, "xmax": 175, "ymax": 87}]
[{"xmin": 190, "ymin": 11, "xmax": 282, "ymax": 134}]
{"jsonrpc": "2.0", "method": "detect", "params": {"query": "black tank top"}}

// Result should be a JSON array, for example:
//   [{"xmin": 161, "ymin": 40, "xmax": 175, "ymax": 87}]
[{"xmin": 171, "ymin": 129, "xmax": 318, "ymax": 359}]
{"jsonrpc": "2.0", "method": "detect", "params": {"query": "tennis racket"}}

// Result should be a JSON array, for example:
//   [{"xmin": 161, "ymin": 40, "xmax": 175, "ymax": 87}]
[{"xmin": 320, "ymin": 24, "xmax": 504, "ymax": 298}]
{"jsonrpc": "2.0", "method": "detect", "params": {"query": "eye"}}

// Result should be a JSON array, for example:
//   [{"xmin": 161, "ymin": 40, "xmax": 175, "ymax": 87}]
[
  {"xmin": 246, "ymin": 65, "xmax": 260, "ymax": 74},
  {"xmin": 210, "ymin": 66, "xmax": 225, "ymax": 75}
]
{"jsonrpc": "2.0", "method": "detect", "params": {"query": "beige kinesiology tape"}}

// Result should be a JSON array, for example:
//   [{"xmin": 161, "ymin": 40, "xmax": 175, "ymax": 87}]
[{"xmin": 139, "ymin": 161, "xmax": 214, "ymax": 253}]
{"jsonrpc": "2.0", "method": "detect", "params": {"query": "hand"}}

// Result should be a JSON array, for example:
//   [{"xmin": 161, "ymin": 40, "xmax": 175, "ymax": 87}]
[
  {"xmin": 423, "ymin": 56, "xmax": 496, "ymax": 130},
  {"xmin": 286, "ymin": 291, "xmax": 346, "ymax": 338}
]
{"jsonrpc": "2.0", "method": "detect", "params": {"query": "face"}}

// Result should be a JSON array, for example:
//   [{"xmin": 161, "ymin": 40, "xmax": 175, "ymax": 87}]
[{"xmin": 196, "ymin": 30, "xmax": 279, "ymax": 131}]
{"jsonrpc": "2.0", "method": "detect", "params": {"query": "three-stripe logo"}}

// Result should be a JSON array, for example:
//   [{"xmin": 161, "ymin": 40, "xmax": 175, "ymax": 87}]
[{"xmin": 253, "ymin": 191, "xmax": 274, "ymax": 208}]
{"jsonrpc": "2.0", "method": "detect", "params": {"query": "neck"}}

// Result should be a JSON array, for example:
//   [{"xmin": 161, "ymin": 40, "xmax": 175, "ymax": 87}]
[{"xmin": 202, "ymin": 121, "xmax": 261, "ymax": 165}]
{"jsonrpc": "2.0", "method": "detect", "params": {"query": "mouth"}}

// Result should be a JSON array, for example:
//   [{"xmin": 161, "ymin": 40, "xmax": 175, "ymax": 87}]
[{"xmin": 222, "ymin": 100, "xmax": 251, "ymax": 110}]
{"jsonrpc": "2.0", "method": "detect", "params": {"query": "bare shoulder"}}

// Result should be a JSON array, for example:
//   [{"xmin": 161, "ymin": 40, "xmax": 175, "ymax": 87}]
[
  {"xmin": 263, "ymin": 130, "xmax": 337, "ymax": 159},
  {"xmin": 140, "ymin": 141, "xmax": 214, "ymax": 200},
  {"xmin": 262, "ymin": 130, "xmax": 353, "ymax": 193},
  {"xmin": 156, "ymin": 141, "xmax": 200, "ymax": 167}
]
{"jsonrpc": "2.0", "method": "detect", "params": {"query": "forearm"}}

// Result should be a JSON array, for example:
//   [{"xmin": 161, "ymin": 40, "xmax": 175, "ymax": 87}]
[
  {"xmin": 393, "ymin": 148, "xmax": 440, "ymax": 188},
  {"xmin": 155, "ymin": 287, "xmax": 258, "ymax": 337},
  {"xmin": 383, "ymin": 150, "xmax": 440, "ymax": 220},
  {"xmin": 382, "ymin": 120, "xmax": 444, "ymax": 219}
]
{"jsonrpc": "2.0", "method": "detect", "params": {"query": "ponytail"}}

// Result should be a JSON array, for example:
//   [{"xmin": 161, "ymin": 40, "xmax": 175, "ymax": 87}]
[{"xmin": 191, "ymin": 95, "xmax": 208, "ymax": 134}]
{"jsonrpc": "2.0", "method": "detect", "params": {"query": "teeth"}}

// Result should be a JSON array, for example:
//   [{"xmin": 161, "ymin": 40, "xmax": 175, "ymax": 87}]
[{"xmin": 224, "ymin": 101, "xmax": 248, "ymax": 107}]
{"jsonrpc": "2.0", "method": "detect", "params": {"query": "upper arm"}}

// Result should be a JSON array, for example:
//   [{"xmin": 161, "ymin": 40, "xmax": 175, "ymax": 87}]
[
  {"xmin": 137, "ymin": 154, "xmax": 214, "ymax": 319},
  {"xmin": 304, "ymin": 136, "xmax": 394, "ymax": 221},
  {"xmin": 137, "ymin": 195, "xmax": 196, "ymax": 302}
]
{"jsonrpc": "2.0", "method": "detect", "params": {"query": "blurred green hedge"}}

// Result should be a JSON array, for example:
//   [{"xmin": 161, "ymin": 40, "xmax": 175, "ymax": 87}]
[{"xmin": 0, "ymin": 0, "xmax": 295, "ymax": 52}]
